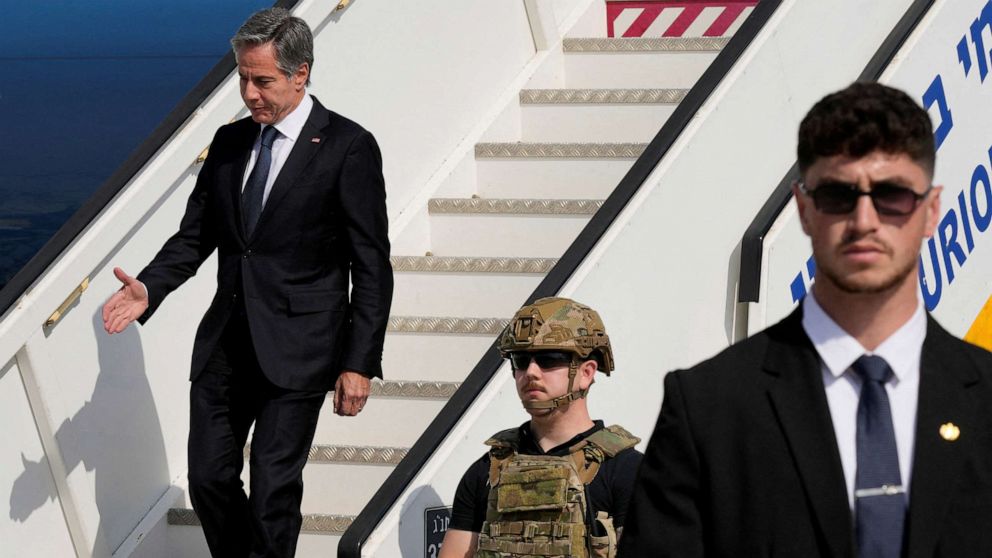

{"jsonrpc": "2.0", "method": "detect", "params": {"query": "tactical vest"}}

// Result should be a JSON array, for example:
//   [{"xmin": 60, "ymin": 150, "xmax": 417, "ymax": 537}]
[{"xmin": 475, "ymin": 425, "xmax": 639, "ymax": 558}]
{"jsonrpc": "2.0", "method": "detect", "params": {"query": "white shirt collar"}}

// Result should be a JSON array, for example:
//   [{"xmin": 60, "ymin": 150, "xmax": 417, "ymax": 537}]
[
  {"xmin": 801, "ymin": 290, "xmax": 926, "ymax": 383},
  {"xmin": 260, "ymin": 93, "xmax": 312, "ymax": 143}
]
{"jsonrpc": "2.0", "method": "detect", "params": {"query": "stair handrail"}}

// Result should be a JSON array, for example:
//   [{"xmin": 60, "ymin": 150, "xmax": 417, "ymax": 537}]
[
  {"xmin": 738, "ymin": 0, "xmax": 935, "ymax": 304},
  {"xmin": 0, "ymin": 0, "xmax": 301, "ymax": 320},
  {"xmin": 337, "ymin": 1, "xmax": 784, "ymax": 555}
]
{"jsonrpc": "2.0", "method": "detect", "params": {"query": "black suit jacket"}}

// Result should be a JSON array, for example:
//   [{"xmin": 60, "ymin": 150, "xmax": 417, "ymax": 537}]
[
  {"xmin": 619, "ymin": 307, "xmax": 992, "ymax": 557},
  {"xmin": 137, "ymin": 97, "xmax": 392, "ymax": 391}
]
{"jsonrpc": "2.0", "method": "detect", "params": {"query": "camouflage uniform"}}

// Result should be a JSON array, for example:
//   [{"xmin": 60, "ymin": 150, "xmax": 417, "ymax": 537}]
[
  {"xmin": 466, "ymin": 297, "xmax": 639, "ymax": 557},
  {"xmin": 476, "ymin": 424, "xmax": 639, "ymax": 558}
]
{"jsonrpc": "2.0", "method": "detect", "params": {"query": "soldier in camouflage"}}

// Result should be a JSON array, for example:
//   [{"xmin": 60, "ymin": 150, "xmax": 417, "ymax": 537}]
[{"xmin": 440, "ymin": 297, "xmax": 643, "ymax": 558}]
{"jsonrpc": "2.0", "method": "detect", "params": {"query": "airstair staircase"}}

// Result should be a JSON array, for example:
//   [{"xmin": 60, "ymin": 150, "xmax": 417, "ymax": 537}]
[
  {"xmin": 160, "ymin": 3, "xmax": 742, "ymax": 556},
  {"xmin": 6, "ymin": 1, "xmax": 973, "ymax": 556}
]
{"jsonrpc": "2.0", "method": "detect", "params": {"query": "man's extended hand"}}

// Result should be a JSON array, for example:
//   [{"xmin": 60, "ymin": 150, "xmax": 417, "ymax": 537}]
[
  {"xmin": 334, "ymin": 370, "xmax": 371, "ymax": 416},
  {"xmin": 102, "ymin": 267, "xmax": 149, "ymax": 334}
]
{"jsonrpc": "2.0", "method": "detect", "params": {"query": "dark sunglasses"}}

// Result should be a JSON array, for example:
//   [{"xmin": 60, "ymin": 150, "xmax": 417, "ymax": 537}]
[
  {"xmin": 798, "ymin": 180, "xmax": 931, "ymax": 216},
  {"xmin": 509, "ymin": 351, "xmax": 574, "ymax": 371}
]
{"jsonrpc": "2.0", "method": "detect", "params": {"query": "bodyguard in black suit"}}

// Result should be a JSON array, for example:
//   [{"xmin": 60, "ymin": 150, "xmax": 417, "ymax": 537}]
[
  {"xmin": 619, "ymin": 82, "xmax": 992, "ymax": 557},
  {"xmin": 102, "ymin": 8, "xmax": 392, "ymax": 557}
]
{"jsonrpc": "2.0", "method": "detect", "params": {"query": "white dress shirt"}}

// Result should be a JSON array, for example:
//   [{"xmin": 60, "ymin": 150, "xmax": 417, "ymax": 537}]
[
  {"xmin": 241, "ymin": 93, "xmax": 314, "ymax": 205},
  {"xmin": 801, "ymin": 291, "xmax": 925, "ymax": 509}
]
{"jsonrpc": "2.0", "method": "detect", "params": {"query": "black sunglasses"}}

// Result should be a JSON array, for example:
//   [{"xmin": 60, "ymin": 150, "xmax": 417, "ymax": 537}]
[
  {"xmin": 509, "ymin": 351, "xmax": 574, "ymax": 372},
  {"xmin": 799, "ymin": 180, "xmax": 931, "ymax": 216}
]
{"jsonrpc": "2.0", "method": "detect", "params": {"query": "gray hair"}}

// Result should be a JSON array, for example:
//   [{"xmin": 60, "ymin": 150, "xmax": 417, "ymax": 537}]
[{"xmin": 231, "ymin": 7, "xmax": 314, "ymax": 86}]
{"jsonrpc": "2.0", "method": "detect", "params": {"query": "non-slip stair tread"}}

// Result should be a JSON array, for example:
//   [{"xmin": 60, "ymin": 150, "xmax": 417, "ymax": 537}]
[
  {"xmin": 369, "ymin": 379, "xmax": 461, "ymax": 399},
  {"xmin": 519, "ymin": 88, "xmax": 688, "ymax": 104},
  {"xmin": 388, "ymin": 315, "xmax": 509, "ymax": 334},
  {"xmin": 475, "ymin": 142, "xmax": 645, "ymax": 159},
  {"xmin": 168, "ymin": 508, "xmax": 353, "ymax": 534},
  {"xmin": 563, "ymin": 37, "xmax": 729, "ymax": 52},
  {"xmin": 391, "ymin": 256, "xmax": 558, "ymax": 273},
  {"xmin": 243, "ymin": 444, "xmax": 410, "ymax": 464},
  {"xmin": 428, "ymin": 198, "xmax": 603, "ymax": 215},
  {"xmin": 306, "ymin": 444, "xmax": 407, "ymax": 464}
]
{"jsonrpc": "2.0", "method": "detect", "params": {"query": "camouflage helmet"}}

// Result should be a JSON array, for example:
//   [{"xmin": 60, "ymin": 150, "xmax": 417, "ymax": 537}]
[{"xmin": 498, "ymin": 297, "xmax": 614, "ymax": 374}]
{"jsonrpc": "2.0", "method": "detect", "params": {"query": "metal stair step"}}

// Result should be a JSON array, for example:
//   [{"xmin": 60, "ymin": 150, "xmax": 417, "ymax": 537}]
[
  {"xmin": 383, "ymin": 339, "xmax": 495, "ymax": 382},
  {"xmin": 519, "ymin": 88, "xmax": 688, "ymax": 104},
  {"xmin": 473, "ymin": 141, "xmax": 638, "ymax": 199},
  {"xmin": 474, "ymin": 156, "xmax": 632, "ymax": 199},
  {"xmin": 391, "ymin": 255, "xmax": 557, "ymax": 274},
  {"xmin": 167, "ymin": 526, "xmax": 340, "ymax": 557},
  {"xmin": 388, "ymin": 315, "xmax": 509, "ymax": 334},
  {"xmin": 244, "ymin": 443, "xmax": 409, "ymax": 464},
  {"xmin": 297, "ymin": 462, "xmax": 394, "ymax": 516},
  {"xmin": 475, "ymin": 142, "xmax": 645, "ymax": 159},
  {"xmin": 312, "ymin": 396, "xmax": 449, "ymax": 447},
  {"xmin": 428, "ymin": 198, "xmax": 603, "ymax": 215},
  {"xmin": 367, "ymin": 379, "xmax": 460, "ymax": 399},
  {"xmin": 518, "ymin": 89, "xmax": 682, "ymax": 142},
  {"xmin": 311, "ymin": 381, "xmax": 460, "ymax": 447},
  {"xmin": 391, "ymin": 257, "xmax": 553, "ymax": 316},
  {"xmin": 427, "ymin": 201, "xmax": 596, "ymax": 257},
  {"xmin": 562, "ymin": 37, "xmax": 728, "ymax": 52},
  {"xmin": 384, "ymin": 318, "xmax": 504, "ymax": 382},
  {"xmin": 166, "ymin": 447, "xmax": 408, "ymax": 552},
  {"xmin": 561, "ymin": 38, "xmax": 722, "ymax": 89},
  {"xmin": 251, "ymin": 455, "xmax": 397, "ymax": 515},
  {"xmin": 168, "ymin": 508, "xmax": 353, "ymax": 535},
  {"xmin": 167, "ymin": 445, "xmax": 408, "ymax": 522}
]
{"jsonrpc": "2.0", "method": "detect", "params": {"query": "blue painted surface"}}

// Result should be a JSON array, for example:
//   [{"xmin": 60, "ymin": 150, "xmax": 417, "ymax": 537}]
[{"xmin": 0, "ymin": 0, "xmax": 272, "ymax": 289}]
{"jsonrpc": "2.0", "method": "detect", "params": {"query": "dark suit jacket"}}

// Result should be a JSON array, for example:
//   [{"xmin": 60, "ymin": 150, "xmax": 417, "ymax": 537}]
[
  {"xmin": 137, "ymin": 97, "xmax": 392, "ymax": 391},
  {"xmin": 619, "ymin": 307, "xmax": 992, "ymax": 557}
]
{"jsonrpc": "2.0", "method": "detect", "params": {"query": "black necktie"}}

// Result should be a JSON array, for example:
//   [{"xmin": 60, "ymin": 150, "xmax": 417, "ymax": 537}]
[
  {"xmin": 852, "ymin": 355, "xmax": 906, "ymax": 558},
  {"xmin": 242, "ymin": 125, "xmax": 279, "ymax": 237}
]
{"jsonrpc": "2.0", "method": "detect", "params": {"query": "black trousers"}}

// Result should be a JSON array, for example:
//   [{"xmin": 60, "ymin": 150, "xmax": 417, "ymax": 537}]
[{"xmin": 188, "ymin": 309, "xmax": 326, "ymax": 558}]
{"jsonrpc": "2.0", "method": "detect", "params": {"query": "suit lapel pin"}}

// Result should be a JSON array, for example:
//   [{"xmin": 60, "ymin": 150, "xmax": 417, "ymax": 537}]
[
  {"xmin": 311, "ymin": 137, "xmax": 321, "ymax": 143},
  {"xmin": 939, "ymin": 422, "xmax": 960, "ymax": 442}
]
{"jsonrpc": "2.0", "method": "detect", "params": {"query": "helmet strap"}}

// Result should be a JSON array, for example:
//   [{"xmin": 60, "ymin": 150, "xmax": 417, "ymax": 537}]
[{"xmin": 521, "ymin": 360, "xmax": 589, "ymax": 410}]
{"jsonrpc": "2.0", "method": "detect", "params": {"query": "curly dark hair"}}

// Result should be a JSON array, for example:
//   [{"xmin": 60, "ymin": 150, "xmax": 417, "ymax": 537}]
[{"xmin": 797, "ymin": 81, "xmax": 934, "ymax": 177}]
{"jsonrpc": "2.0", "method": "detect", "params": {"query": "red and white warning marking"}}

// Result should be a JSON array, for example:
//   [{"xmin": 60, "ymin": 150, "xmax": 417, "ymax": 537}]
[{"xmin": 606, "ymin": 0, "xmax": 758, "ymax": 38}]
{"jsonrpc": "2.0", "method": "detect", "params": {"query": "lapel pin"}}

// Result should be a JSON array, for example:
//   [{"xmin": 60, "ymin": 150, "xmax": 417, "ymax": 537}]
[
  {"xmin": 311, "ymin": 137, "xmax": 321, "ymax": 143},
  {"xmin": 939, "ymin": 422, "xmax": 960, "ymax": 442}
]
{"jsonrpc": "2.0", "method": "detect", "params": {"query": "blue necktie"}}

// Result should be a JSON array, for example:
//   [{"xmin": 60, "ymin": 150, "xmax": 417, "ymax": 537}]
[
  {"xmin": 242, "ymin": 125, "xmax": 279, "ymax": 237},
  {"xmin": 853, "ymin": 355, "xmax": 906, "ymax": 558}
]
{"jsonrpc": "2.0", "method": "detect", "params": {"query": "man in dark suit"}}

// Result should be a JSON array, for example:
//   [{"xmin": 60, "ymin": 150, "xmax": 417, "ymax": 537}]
[
  {"xmin": 101, "ymin": 8, "xmax": 392, "ymax": 557},
  {"xmin": 619, "ymin": 82, "xmax": 992, "ymax": 557}
]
